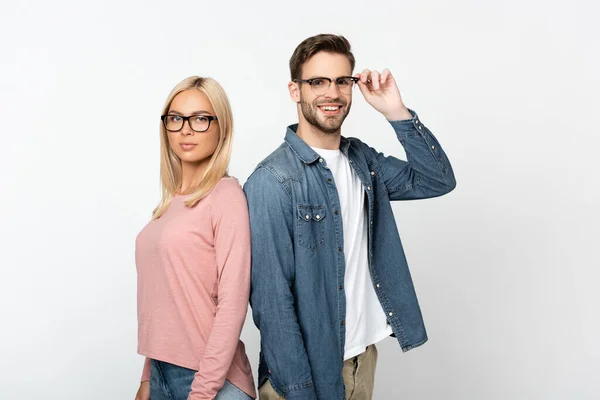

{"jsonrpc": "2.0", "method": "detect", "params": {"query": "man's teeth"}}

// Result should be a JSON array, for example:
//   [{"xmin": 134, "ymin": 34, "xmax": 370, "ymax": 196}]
[{"xmin": 321, "ymin": 106, "xmax": 340, "ymax": 111}]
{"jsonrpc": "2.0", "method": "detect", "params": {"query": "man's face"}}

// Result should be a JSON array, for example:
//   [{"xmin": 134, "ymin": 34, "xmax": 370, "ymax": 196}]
[{"xmin": 295, "ymin": 52, "xmax": 354, "ymax": 134}]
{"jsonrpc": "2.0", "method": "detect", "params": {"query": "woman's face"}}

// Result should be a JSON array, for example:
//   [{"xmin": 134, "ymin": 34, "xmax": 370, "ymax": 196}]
[{"xmin": 164, "ymin": 89, "xmax": 220, "ymax": 166}]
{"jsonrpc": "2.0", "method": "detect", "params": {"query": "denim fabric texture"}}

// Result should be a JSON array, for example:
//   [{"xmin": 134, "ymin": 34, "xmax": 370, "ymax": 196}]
[
  {"xmin": 150, "ymin": 359, "xmax": 253, "ymax": 400},
  {"xmin": 243, "ymin": 110, "xmax": 456, "ymax": 400}
]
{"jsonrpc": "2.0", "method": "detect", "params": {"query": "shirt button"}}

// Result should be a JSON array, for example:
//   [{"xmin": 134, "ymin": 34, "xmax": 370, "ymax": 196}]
[
  {"xmin": 305, "ymin": 215, "xmax": 310, "ymax": 220},
  {"xmin": 340, "ymin": 320, "xmax": 345, "ymax": 326},
  {"xmin": 367, "ymin": 186, "xmax": 371, "ymax": 190},
  {"xmin": 338, "ymin": 247, "xmax": 343, "ymax": 252},
  {"xmin": 319, "ymin": 158, "xmax": 323, "ymax": 163},
  {"xmin": 339, "ymin": 285, "xmax": 343, "ymax": 290},
  {"xmin": 370, "ymin": 171, "xmax": 375, "ymax": 176},
  {"xmin": 315, "ymin": 215, "xmax": 321, "ymax": 220},
  {"xmin": 418, "ymin": 126, "xmax": 423, "ymax": 130},
  {"xmin": 388, "ymin": 312, "xmax": 393, "ymax": 317},
  {"xmin": 415, "ymin": 120, "xmax": 419, "ymax": 124},
  {"xmin": 334, "ymin": 210, "xmax": 339, "ymax": 215},
  {"xmin": 431, "ymin": 145, "xmax": 435, "ymax": 150},
  {"xmin": 376, "ymin": 283, "xmax": 380, "ymax": 288},
  {"xmin": 328, "ymin": 178, "xmax": 332, "ymax": 183}
]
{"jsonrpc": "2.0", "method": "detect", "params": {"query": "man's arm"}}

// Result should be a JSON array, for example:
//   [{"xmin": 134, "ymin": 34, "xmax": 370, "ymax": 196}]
[
  {"xmin": 355, "ymin": 68, "xmax": 456, "ymax": 200},
  {"xmin": 366, "ymin": 111, "xmax": 456, "ymax": 200},
  {"xmin": 244, "ymin": 167, "xmax": 317, "ymax": 400}
]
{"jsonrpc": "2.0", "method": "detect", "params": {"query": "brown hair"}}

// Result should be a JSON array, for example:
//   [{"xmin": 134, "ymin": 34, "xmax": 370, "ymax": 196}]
[{"xmin": 289, "ymin": 34, "xmax": 356, "ymax": 80}]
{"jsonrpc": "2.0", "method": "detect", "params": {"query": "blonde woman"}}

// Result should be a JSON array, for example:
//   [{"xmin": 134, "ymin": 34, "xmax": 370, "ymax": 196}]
[{"xmin": 134, "ymin": 76, "xmax": 255, "ymax": 400}]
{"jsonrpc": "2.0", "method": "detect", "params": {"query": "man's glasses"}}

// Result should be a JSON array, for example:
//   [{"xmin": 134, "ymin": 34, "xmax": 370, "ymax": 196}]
[
  {"xmin": 293, "ymin": 76, "xmax": 359, "ymax": 96},
  {"xmin": 161, "ymin": 114, "xmax": 218, "ymax": 132}
]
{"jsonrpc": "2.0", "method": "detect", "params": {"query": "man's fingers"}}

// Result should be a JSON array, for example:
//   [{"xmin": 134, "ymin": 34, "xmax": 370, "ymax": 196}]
[
  {"xmin": 371, "ymin": 70, "xmax": 381, "ymax": 90},
  {"xmin": 381, "ymin": 68, "xmax": 391, "ymax": 85},
  {"xmin": 360, "ymin": 69, "xmax": 370, "ymax": 84}
]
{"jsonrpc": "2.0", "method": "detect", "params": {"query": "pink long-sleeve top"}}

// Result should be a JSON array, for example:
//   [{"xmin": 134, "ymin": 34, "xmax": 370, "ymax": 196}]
[{"xmin": 135, "ymin": 177, "xmax": 256, "ymax": 399}]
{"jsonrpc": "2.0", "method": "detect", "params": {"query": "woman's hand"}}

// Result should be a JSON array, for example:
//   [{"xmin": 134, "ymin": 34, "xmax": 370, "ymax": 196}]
[{"xmin": 135, "ymin": 381, "xmax": 150, "ymax": 400}]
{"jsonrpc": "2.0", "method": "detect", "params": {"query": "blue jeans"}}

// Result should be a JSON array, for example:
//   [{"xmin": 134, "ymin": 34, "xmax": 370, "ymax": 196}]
[{"xmin": 150, "ymin": 359, "xmax": 253, "ymax": 400}]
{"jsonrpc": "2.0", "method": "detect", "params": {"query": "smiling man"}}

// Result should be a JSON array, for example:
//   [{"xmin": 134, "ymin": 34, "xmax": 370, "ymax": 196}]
[{"xmin": 243, "ymin": 34, "xmax": 457, "ymax": 400}]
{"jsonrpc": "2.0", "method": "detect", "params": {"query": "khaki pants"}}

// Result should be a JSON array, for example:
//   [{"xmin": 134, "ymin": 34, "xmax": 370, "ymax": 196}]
[{"xmin": 259, "ymin": 344, "xmax": 378, "ymax": 400}]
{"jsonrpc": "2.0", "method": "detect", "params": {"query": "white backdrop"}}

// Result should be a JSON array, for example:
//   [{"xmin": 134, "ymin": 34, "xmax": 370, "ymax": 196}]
[{"xmin": 1, "ymin": 0, "xmax": 598, "ymax": 399}]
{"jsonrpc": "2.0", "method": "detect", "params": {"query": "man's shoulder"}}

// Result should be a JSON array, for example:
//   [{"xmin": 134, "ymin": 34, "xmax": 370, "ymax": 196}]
[
  {"xmin": 247, "ymin": 142, "xmax": 303, "ymax": 184},
  {"xmin": 345, "ymin": 136, "xmax": 377, "ymax": 159}
]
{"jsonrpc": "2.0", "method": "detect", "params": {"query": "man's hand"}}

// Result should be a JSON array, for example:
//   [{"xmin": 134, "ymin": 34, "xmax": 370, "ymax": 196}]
[
  {"xmin": 135, "ymin": 380, "xmax": 150, "ymax": 400},
  {"xmin": 355, "ymin": 69, "xmax": 412, "ymax": 121}
]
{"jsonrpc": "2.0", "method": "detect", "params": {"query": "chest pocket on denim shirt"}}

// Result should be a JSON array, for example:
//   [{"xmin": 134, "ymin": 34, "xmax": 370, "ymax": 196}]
[{"xmin": 297, "ymin": 205, "xmax": 326, "ymax": 251}]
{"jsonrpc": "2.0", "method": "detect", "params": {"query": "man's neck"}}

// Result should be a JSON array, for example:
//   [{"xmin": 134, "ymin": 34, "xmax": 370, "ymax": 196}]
[{"xmin": 296, "ymin": 119, "xmax": 341, "ymax": 150}]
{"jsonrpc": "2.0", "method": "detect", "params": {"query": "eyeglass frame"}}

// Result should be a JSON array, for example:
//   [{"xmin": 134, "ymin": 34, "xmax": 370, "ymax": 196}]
[
  {"xmin": 293, "ymin": 76, "xmax": 359, "ymax": 95},
  {"xmin": 160, "ymin": 114, "xmax": 218, "ymax": 133}
]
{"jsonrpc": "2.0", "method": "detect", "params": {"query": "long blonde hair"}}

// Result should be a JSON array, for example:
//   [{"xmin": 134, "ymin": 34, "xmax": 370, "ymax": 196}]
[{"xmin": 152, "ymin": 76, "xmax": 234, "ymax": 219}]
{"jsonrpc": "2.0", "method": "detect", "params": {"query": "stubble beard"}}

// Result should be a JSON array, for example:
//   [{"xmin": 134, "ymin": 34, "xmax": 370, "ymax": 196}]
[{"xmin": 300, "ymin": 96, "xmax": 351, "ymax": 135}]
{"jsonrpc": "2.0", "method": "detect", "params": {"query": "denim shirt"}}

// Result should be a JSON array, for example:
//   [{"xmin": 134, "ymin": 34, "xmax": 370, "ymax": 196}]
[{"xmin": 243, "ymin": 110, "xmax": 456, "ymax": 400}]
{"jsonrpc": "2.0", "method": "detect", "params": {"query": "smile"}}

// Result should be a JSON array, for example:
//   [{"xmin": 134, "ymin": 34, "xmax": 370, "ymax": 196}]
[{"xmin": 317, "ymin": 104, "xmax": 343, "ymax": 115}]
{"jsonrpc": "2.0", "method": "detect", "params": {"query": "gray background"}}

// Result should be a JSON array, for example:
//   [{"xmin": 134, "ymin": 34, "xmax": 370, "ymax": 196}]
[{"xmin": 1, "ymin": 0, "xmax": 598, "ymax": 398}]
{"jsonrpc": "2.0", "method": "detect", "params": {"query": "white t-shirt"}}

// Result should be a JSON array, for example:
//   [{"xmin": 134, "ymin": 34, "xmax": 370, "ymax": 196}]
[{"xmin": 312, "ymin": 147, "xmax": 393, "ymax": 360}]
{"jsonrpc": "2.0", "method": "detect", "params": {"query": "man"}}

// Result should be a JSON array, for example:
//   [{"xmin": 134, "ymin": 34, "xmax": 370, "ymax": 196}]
[{"xmin": 243, "ymin": 34, "xmax": 456, "ymax": 400}]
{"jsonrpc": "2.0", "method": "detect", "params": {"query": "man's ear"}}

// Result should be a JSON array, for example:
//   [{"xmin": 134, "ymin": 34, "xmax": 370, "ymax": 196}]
[{"xmin": 288, "ymin": 81, "xmax": 300, "ymax": 103}]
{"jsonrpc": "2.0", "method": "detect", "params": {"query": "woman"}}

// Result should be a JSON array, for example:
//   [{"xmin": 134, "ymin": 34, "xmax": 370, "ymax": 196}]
[{"xmin": 134, "ymin": 76, "xmax": 255, "ymax": 400}]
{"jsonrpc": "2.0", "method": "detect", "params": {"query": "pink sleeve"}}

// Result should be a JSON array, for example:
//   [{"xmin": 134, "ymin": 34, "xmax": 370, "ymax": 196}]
[
  {"xmin": 188, "ymin": 183, "xmax": 251, "ymax": 399},
  {"xmin": 141, "ymin": 357, "xmax": 151, "ymax": 382}
]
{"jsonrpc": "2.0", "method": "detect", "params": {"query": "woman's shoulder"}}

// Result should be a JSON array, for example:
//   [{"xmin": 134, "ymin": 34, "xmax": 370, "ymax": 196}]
[
  {"xmin": 209, "ymin": 176, "xmax": 247, "ymax": 204},
  {"xmin": 213, "ymin": 176, "xmax": 243, "ymax": 193}
]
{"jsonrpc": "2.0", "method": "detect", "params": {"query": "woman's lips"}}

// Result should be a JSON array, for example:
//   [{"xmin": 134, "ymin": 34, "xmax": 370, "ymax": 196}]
[{"xmin": 180, "ymin": 143, "xmax": 197, "ymax": 151}]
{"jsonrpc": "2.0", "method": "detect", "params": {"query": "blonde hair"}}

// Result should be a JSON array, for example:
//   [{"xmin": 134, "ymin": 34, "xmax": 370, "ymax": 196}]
[{"xmin": 152, "ymin": 76, "xmax": 234, "ymax": 219}]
